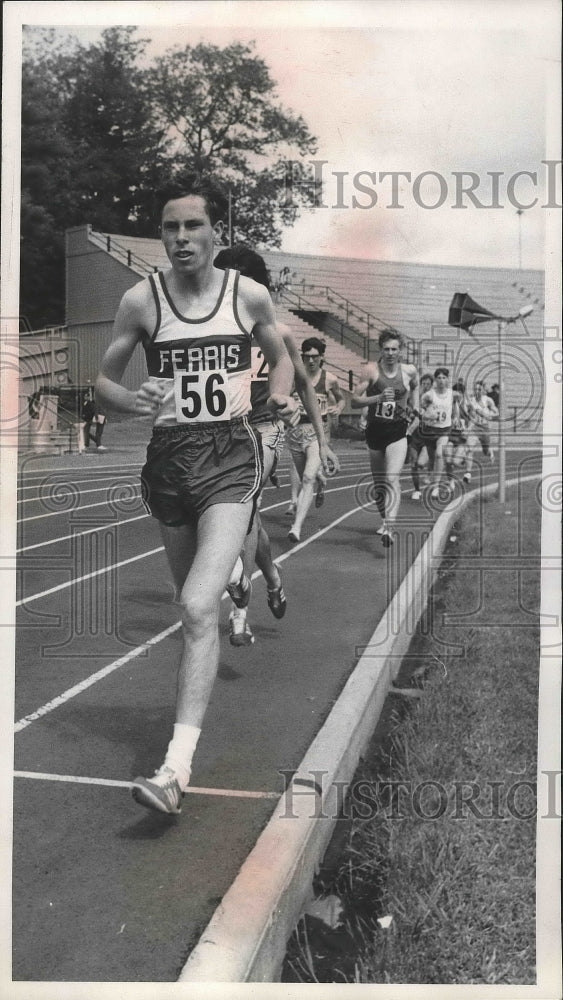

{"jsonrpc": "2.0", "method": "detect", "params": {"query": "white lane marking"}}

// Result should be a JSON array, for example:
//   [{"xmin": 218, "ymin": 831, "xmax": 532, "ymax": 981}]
[
  {"xmin": 15, "ymin": 462, "xmax": 513, "ymax": 599},
  {"xmin": 17, "ymin": 482, "xmax": 140, "ymax": 508},
  {"xmin": 15, "ymin": 547, "xmax": 164, "ymax": 607},
  {"xmin": 18, "ymin": 496, "xmax": 141, "ymax": 525},
  {"xmin": 14, "ymin": 495, "xmax": 373, "ymax": 732},
  {"xmin": 14, "ymin": 620, "xmax": 182, "ymax": 732},
  {"xmin": 17, "ymin": 461, "xmax": 144, "ymax": 484},
  {"xmin": 16, "ymin": 471, "xmax": 142, "ymax": 495},
  {"xmin": 15, "ymin": 483, "xmax": 367, "ymax": 599},
  {"xmin": 13, "ymin": 771, "xmax": 279, "ymax": 799},
  {"xmin": 16, "ymin": 514, "xmax": 148, "ymax": 554},
  {"xmin": 14, "ymin": 469, "xmax": 517, "ymax": 728},
  {"xmin": 15, "ymin": 468, "xmax": 370, "ymax": 525}
]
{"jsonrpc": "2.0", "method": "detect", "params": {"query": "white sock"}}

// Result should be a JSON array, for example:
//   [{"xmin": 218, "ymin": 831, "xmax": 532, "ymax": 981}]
[
  {"xmin": 163, "ymin": 723, "xmax": 201, "ymax": 791},
  {"xmin": 228, "ymin": 556, "xmax": 243, "ymax": 586}
]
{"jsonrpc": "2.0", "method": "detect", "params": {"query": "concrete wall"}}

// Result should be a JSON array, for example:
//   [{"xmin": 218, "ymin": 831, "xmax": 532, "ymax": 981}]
[{"xmin": 66, "ymin": 227, "xmax": 143, "ymax": 327}]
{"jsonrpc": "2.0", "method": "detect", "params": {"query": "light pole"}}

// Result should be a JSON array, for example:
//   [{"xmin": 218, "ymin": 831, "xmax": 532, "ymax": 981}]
[
  {"xmin": 498, "ymin": 304, "xmax": 534, "ymax": 505},
  {"xmin": 448, "ymin": 292, "xmax": 533, "ymax": 506},
  {"xmin": 516, "ymin": 209, "xmax": 523, "ymax": 269},
  {"xmin": 497, "ymin": 319, "xmax": 507, "ymax": 504}
]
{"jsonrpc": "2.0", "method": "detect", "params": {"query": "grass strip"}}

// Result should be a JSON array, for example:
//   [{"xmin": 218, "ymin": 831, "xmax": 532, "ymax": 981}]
[{"xmin": 284, "ymin": 481, "xmax": 540, "ymax": 984}]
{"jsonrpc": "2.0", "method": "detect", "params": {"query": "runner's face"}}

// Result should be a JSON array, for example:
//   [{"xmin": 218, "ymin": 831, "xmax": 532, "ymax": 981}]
[
  {"xmin": 161, "ymin": 196, "xmax": 221, "ymax": 275},
  {"xmin": 302, "ymin": 350, "xmax": 322, "ymax": 373},
  {"xmin": 421, "ymin": 378, "xmax": 433, "ymax": 394},
  {"xmin": 474, "ymin": 384, "xmax": 484, "ymax": 399},
  {"xmin": 435, "ymin": 372, "xmax": 449, "ymax": 390},
  {"xmin": 380, "ymin": 339, "xmax": 400, "ymax": 364}
]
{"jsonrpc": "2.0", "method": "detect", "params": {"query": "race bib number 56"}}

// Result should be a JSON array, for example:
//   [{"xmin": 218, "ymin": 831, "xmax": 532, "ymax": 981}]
[{"xmin": 174, "ymin": 370, "xmax": 231, "ymax": 422}]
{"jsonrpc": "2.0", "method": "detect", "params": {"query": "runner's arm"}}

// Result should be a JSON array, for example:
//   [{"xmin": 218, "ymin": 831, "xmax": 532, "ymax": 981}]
[
  {"xmin": 326, "ymin": 373, "xmax": 346, "ymax": 416},
  {"xmin": 406, "ymin": 365, "xmax": 419, "ymax": 415},
  {"xmin": 350, "ymin": 365, "xmax": 383, "ymax": 408},
  {"xmin": 96, "ymin": 286, "xmax": 164, "ymax": 417},
  {"xmin": 244, "ymin": 282, "xmax": 297, "ymax": 423},
  {"xmin": 486, "ymin": 396, "xmax": 499, "ymax": 420}
]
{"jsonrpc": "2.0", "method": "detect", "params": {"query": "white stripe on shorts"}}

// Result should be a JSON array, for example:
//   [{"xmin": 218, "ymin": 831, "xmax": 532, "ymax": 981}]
[{"xmin": 241, "ymin": 416, "xmax": 263, "ymax": 503}]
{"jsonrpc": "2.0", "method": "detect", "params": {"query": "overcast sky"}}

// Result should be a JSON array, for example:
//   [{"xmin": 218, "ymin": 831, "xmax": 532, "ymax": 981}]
[{"xmin": 8, "ymin": 1, "xmax": 562, "ymax": 271}]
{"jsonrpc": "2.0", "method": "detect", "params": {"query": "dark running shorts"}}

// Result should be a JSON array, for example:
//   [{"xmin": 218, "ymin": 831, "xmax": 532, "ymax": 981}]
[
  {"xmin": 421, "ymin": 425, "xmax": 451, "ymax": 450},
  {"xmin": 407, "ymin": 427, "xmax": 426, "ymax": 453},
  {"xmin": 448, "ymin": 427, "xmax": 467, "ymax": 445},
  {"xmin": 141, "ymin": 416, "xmax": 263, "ymax": 526},
  {"xmin": 365, "ymin": 420, "xmax": 409, "ymax": 452}
]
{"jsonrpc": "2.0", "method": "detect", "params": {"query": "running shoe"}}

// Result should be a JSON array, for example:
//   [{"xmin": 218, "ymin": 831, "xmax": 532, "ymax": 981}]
[
  {"xmin": 315, "ymin": 481, "xmax": 325, "ymax": 508},
  {"xmin": 131, "ymin": 766, "xmax": 184, "ymax": 815},
  {"xmin": 462, "ymin": 473, "xmax": 471, "ymax": 484},
  {"xmin": 229, "ymin": 608, "xmax": 255, "ymax": 646},
  {"xmin": 288, "ymin": 527, "xmax": 300, "ymax": 543},
  {"xmin": 376, "ymin": 522, "xmax": 387, "ymax": 535},
  {"xmin": 285, "ymin": 503, "xmax": 297, "ymax": 518},
  {"xmin": 96, "ymin": 445, "xmax": 107, "ymax": 452},
  {"xmin": 411, "ymin": 490, "xmax": 422, "ymax": 501},
  {"xmin": 226, "ymin": 571, "xmax": 252, "ymax": 609},
  {"xmin": 430, "ymin": 486, "xmax": 441, "ymax": 499},
  {"xmin": 267, "ymin": 564, "xmax": 287, "ymax": 619}
]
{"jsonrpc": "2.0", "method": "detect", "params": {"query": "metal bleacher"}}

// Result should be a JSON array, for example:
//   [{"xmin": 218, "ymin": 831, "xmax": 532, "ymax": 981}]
[{"xmin": 89, "ymin": 231, "xmax": 545, "ymax": 434}]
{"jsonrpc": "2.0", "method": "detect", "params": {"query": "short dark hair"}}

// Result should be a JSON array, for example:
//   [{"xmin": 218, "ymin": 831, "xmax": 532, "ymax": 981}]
[
  {"xmin": 452, "ymin": 381, "xmax": 465, "ymax": 393},
  {"xmin": 421, "ymin": 372, "xmax": 434, "ymax": 384},
  {"xmin": 214, "ymin": 245, "xmax": 270, "ymax": 290},
  {"xmin": 434, "ymin": 367, "xmax": 450, "ymax": 378},
  {"xmin": 301, "ymin": 337, "xmax": 326, "ymax": 356},
  {"xmin": 378, "ymin": 327, "xmax": 404, "ymax": 349},
  {"xmin": 156, "ymin": 174, "xmax": 228, "ymax": 226}
]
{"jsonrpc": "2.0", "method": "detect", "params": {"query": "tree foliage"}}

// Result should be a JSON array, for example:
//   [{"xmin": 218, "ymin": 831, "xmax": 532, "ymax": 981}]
[{"xmin": 20, "ymin": 29, "xmax": 318, "ymax": 327}]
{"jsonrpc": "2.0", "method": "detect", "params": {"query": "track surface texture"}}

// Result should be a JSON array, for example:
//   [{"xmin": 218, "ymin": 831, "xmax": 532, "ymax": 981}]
[{"xmin": 12, "ymin": 421, "xmax": 541, "ymax": 982}]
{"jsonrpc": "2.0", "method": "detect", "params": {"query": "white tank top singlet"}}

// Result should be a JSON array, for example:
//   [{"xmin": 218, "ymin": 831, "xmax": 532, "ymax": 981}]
[
  {"xmin": 424, "ymin": 387, "xmax": 453, "ymax": 428},
  {"xmin": 143, "ymin": 268, "xmax": 253, "ymax": 427}
]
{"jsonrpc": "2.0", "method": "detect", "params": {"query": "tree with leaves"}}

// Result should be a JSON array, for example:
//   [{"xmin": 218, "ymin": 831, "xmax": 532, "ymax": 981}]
[
  {"xmin": 20, "ymin": 29, "xmax": 318, "ymax": 327},
  {"xmin": 21, "ymin": 27, "xmax": 170, "ymax": 326},
  {"xmin": 147, "ymin": 41, "xmax": 318, "ymax": 246}
]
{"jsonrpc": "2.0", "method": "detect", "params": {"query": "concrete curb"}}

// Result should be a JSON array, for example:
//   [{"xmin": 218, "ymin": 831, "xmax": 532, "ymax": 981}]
[{"xmin": 179, "ymin": 472, "xmax": 540, "ymax": 983}]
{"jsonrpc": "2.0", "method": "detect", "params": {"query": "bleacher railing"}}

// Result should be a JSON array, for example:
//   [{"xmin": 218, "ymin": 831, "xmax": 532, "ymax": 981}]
[
  {"xmin": 89, "ymin": 230, "xmax": 159, "ymax": 275},
  {"xmin": 279, "ymin": 283, "xmax": 418, "ymax": 365}
]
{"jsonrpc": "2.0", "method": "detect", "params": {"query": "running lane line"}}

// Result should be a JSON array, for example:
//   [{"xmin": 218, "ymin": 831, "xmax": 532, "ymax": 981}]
[
  {"xmin": 13, "ymin": 771, "xmax": 279, "ymax": 799},
  {"xmin": 15, "ymin": 546, "xmax": 165, "ymax": 607},
  {"xmin": 15, "ymin": 472, "xmax": 509, "ymax": 727},
  {"xmin": 14, "ymin": 495, "xmax": 372, "ymax": 732},
  {"xmin": 15, "ymin": 482, "xmax": 369, "ymax": 604},
  {"xmin": 15, "ymin": 467, "xmax": 369, "ymax": 525},
  {"xmin": 16, "ymin": 513, "xmax": 148, "ymax": 554}
]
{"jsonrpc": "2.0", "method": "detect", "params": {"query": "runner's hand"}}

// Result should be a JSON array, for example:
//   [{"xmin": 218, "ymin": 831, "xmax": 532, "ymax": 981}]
[
  {"xmin": 320, "ymin": 442, "xmax": 340, "ymax": 476},
  {"xmin": 135, "ymin": 381, "xmax": 166, "ymax": 416},
  {"xmin": 268, "ymin": 394, "xmax": 301, "ymax": 427}
]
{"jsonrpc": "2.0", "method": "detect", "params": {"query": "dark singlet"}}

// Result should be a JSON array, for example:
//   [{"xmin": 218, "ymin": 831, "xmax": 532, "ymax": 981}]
[
  {"xmin": 366, "ymin": 365, "xmax": 409, "ymax": 428},
  {"xmin": 248, "ymin": 345, "xmax": 272, "ymax": 424}
]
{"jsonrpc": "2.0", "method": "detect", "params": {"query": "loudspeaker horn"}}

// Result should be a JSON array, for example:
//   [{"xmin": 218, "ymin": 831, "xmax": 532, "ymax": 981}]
[{"xmin": 448, "ymin": 292, "xmax": 501, "ymax": 333}]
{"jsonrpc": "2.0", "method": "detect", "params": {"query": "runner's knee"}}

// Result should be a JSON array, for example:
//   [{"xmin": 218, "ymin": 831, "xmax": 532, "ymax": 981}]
[{"xmin": 179, "ymin": 589, "xmax": 219, "ymax": 636}]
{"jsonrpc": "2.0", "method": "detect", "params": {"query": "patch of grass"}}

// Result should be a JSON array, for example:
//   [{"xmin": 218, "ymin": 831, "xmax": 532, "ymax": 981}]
[{"xmin": 283, "ymin": 482, "xmax": 540, "ymax": 984}]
